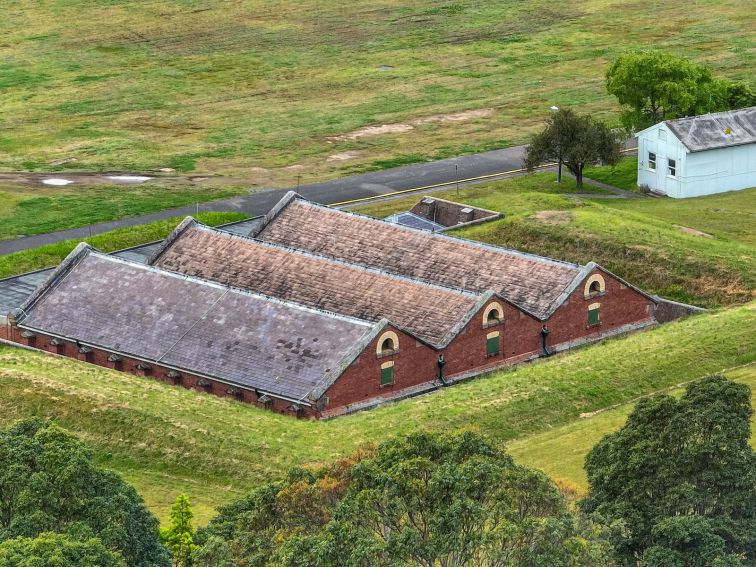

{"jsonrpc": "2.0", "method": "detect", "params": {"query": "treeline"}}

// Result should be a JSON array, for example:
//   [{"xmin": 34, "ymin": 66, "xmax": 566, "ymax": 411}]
[{"xmin": 1, "ymin": 375, "xmax": 753, "ymax": 566}]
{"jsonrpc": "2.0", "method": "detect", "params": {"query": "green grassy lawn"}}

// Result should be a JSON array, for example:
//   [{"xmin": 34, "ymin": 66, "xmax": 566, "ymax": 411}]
[
  {"xmin": 0, "ymin": 1, "xmax": 752, "ymax": 185},
  {"xmin": 0, "ymin": 303, "xmax": 753, "ymax": 525},
  {"xmin": 353, "ymin": 175, "xmax": 756, "ymax": 307},
  {"xmin": 507, "ymin": 364, "xmax": 756, "ymax": 495},
  {"xmin": 584, "ymin": 156, "xmax": 638, "ymax": 191},
  {"xmin": 0, "ymin": 182, "xmax": 248, "ymax": 240},
  {"xmin": 0, "ymin": 212, "xmax": 248, "ymax": 279}
]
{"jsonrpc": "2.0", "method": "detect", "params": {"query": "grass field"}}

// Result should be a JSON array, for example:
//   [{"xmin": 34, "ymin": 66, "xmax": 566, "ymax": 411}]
[
  {"xmin": 584, "ymin": 156, "xmax": 638, "ymax": 192},
  {"xmin": 0, "ymin": 180, "xmax": 248, "ymax": 240},
  {"xmin": 0, "ymin": 1, "xmax": 752, "ymax": 185},
  {"xmin": 0, "ymin": 212, "xmax": 248, "ymax": 279},
  {"xmin": 507, "ymin": 364, "xmax": 756, "ymax": 495},
  {"xmin": 353, "ymin": 174, "xmax": 756, "ymax": 307},
  {"xmin": 0, "ymin": 303, "xmax": 753, "ymax": 525}
]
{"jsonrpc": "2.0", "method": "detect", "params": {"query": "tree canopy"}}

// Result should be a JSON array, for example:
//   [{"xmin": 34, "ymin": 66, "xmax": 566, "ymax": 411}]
[
  {"xmin": 0, "ymin": 533, "xmax": 126, "ymax": 567},
  {"xmin": 605, "ymin": 51, "xmax": 752, "ymax": 130},
  {"xmin": 582, "ymin": 375, "xmax": 756, "ymax": 566},
  {"xmin": 197, "ymin": 431, "xmax": 613, "ymax": 566},
  {"xmin": 0, "ymin": 418, "xmax": 170, "ymax": 567},
  {"xmin": 524, "ymin": 108, "xmax": 622, "ymax": 188}
]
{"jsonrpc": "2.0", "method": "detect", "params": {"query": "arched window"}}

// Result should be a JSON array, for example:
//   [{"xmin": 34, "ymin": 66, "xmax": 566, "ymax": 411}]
[
  {"xmin": 376, "ymin": 331, "xmax": 400, "ymax": 357},
  {"xmin": 583, "ymin": 274, "xmax": 606, "ymax": 298},
  {"xmin": 482, "ymin": 302, "xmax": 504, "ymax": 327}
]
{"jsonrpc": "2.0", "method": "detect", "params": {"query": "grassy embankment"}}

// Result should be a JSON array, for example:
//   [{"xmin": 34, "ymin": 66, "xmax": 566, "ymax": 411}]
[
  {"xmin": 0, "ymin": 182, "xmax": 248, "ymax": 241},
  {"xmin": 0, "ymin": 1, "xmax": 752, "ymax": 184},
  {"xmin": 584, "ymin": 156, "xmax": 639, "ymax": 191},
  {"xmin": 508, "ymin": 365, "xmax": 756, "ymax": 494},
  {"xmin": 0, "ymin": 303, "xmax": 753, "ymax": 525},
  {"xmin": 0, "ymin": 212, "xmax": 248, "ymax": 279},
  {"xmin": 353, "ymin": 173, "xmax": 756, "ymax": 307}
]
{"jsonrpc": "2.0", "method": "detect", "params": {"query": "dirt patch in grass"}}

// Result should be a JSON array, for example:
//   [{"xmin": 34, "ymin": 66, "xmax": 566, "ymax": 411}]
[
  {"xmin": 328, "ymin": 109, "xmax": 495, "ymax": 141},
  {"xmin": 413, "ymin": 108, "xmax": 495, "ymax": 125},
  {"xmin": 674, "ymin": 224, "xmax": 713, "ymax": 238},
  {"xmin": 532, "ymin": 210, "xmax": 570, "ymax": 225},
  {"xmin": 327, "ymin": 150, "xmax": 364, "ymax": 162},
  {"xmin": 328, "ymin": 123, "xmax": 415, "ymax": 141}
]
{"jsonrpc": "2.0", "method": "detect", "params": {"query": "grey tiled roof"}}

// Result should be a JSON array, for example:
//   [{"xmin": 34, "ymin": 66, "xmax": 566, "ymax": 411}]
[
  {"xmin": 16, "ymin": 248, "xmax": 375, "ymax": 402},
  {"xmin": 151, "ymin": 222, "xmax": 480, "ymax": 347},
  {"xmin": 253, "ymin": 194, "xmax": 584, "ymax": 319},
  {"xmin": 664, "ymin": 106, "xmax": 756, "ymax": 152}
]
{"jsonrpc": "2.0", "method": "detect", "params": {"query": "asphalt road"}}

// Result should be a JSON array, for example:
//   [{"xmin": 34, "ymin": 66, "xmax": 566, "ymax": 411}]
[
  {"xmin": 0, "ymin": 145, "xmax": 532, "ymax": 255},
  {"xmin": 0, "ymin": 140, "xmax": 636, "ymax": 255}
]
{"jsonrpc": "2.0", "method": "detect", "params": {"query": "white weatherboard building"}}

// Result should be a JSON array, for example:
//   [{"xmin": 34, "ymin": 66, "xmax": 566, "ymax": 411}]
[{"xmin": 636, "ymin": 106, "xmax": 756, "ymax": 198}]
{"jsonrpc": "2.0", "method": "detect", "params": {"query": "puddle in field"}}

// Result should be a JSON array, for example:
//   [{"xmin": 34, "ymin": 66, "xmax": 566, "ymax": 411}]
[
  {"xmin": 106, "ymin": 175, "xmax": 152, "ymax": 183},
  {"xmin": 42, "ymin": 178, "xmax": 74, "ymax": 186},
  {"xmin": 378, "ymin": 65, "xmax": 394, "ymax": 71}
]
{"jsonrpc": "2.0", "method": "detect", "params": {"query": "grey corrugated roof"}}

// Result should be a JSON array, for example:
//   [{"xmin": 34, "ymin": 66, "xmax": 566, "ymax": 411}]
[
  {"xmin": 16, "ymin": 247, "xmax": 375, "ymax": 402},
  {"xmin": 385, "ymin": 212, "xmax": 444, "ymax": 231},
  {"xmin": 664, "ymin": 106, "xmax": 756, "ymax": 152}
]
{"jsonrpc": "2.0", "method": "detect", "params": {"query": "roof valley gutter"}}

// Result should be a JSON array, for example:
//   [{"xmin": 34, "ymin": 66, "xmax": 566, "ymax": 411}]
[{"xmin": 14, "ymin": 323, "xmax": 312, "ymax": 407}]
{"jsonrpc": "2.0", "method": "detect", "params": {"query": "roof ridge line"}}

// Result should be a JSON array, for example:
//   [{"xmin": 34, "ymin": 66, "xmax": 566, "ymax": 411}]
[
  {"xmin": 87, "ymin": 250, "xmax": 377, "ymax": 328},
  {"xmin": 296, "ymin": 197, "xmax": 584, "ymax": 271},
  {"xmin": 196, "ymin": 222, "xmax": 481, "ymax": 297}
]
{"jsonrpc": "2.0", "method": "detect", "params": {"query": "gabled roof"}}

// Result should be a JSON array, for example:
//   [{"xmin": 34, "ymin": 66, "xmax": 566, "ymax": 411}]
[
  {"xmin": 150, "ymin": 220, "xmax": 481, "ymax": 347},
  {"xmin": 251, "ymin": 193, "xmax": 585, "ymax": 319},
  {"xmin": 657, "ymin": 106, "xmax": 756, "ymax": 152},
  {"xmin": 14, "ymin": 244, "xmax": 377, "ymax": 403}
]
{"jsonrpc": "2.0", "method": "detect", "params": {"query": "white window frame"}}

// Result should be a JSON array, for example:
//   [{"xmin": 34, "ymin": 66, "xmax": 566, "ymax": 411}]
[
  {"xmin": 667, "ymin": 158, "xmax": 676, "ymax": 178},
  {"xmin": 648, "ymin": 152, "xmax": 656, "ymax": 171}
]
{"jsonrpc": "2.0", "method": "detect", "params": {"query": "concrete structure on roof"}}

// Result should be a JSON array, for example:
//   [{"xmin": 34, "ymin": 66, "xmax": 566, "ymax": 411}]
[
  {"xmin": 4, "ymin": 192, "xmax": 659, "ymax": 418},
  {"xmin": 385, "ymin": 197, "xmax": 501, "ymax": 232},
  {"xmin": 637, "ymin": 106, "xmax": 756, "ymax": 198}
]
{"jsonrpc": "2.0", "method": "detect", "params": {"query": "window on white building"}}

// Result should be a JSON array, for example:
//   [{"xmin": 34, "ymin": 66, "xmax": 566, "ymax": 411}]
[
  {"xmin": 668, "ymin": 158, "xmax": 676, "ymax": 177},
  {"xmin": 658, "ymin": 129, "xmax": 666, "ymax": 141},
  {"xmin": 648, "ymin": 152, "xmax": 656, "ymax": 171}
]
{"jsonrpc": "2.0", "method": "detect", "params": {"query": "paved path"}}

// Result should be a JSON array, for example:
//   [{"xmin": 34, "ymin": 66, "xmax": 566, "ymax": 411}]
[{"xmin": 0, "ymin": 141, "xmax": 637, "ymax": 255}]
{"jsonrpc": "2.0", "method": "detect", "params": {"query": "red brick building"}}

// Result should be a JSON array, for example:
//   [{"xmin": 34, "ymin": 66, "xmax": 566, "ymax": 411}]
[{"xmin": 5, "ymin": 192, "xmax": 656, "ymax": 418}]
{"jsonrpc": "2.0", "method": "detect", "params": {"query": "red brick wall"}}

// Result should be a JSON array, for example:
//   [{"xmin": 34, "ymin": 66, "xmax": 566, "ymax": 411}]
[
  {"xmin": 323, "ymin": 325, "xmax": 439, "ymax": 408},
  {"xmin": 544, "ymin": 269, "xmax": 654, "ymax": 348},
  {"xmin": 323, "ymin": 276, "xmax": 654, "ymax": 411},
  {"xmin": 5, "ymin": 326, "xmax": 316, "ymax": 418}
]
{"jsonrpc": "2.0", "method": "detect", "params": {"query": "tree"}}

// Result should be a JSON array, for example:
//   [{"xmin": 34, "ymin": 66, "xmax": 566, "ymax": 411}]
[
  {"xmin": 605, "ymin": 51, "xmax": 728, "ymax": 130},
  {"xmin": 724, "ymin": 81, "xmax": 756, "ymax": 109},
  {"xmin": 161, "ymin": 495, "xmax": 198, "ymax": 567},
  {"xmin": 0, "ymin": 533, "xmax": 126, "ymax": 567},
  {"xmin": 582, "ymin": 375, "xmax": 756, "ymax": 566},
  {"xmin": 197, "ymin": 432, "xmax": 614, "ymax": 566},
  {"xmin": 0, "ymin": 418, "xmax": 170, "ymax": 567},
  {"xmin": 524, "ymin": 108, "xmax": 622, "ymax": 188}
]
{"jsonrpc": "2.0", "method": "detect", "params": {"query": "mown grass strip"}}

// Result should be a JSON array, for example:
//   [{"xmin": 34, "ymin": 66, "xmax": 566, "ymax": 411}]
[{"xmin": 0, "ymin": 212, "xmax": 248, "ymax": 279}]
